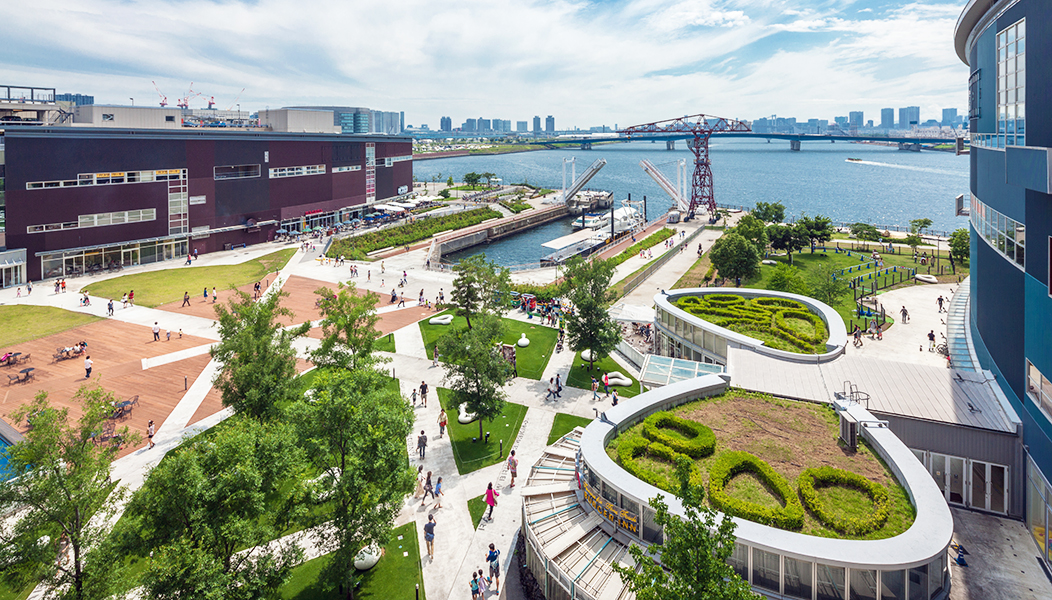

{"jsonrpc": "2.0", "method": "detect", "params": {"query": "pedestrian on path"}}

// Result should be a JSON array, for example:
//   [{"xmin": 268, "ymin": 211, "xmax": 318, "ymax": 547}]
[
  {"xmin": 545, "ymin": 378, "xmax": 556, "ymax": 400},
  {"xmin": 128, "ymin": 290, "xmax": 134, "ymax": 305},
  {"xmin": 212, "ymin": 287, "xmax": 217, "ymax": 303},
  {"xmin": 182, "ymin": 292, "xmax": 190, "ymax": 307},
  {"xmin": 612, "ymin": 389, "xmax": 619, "ymax": 406},
  {"xmin": 477, "ymin": 569, "xmax": 489, "ymax": 595},
  {"xmin": 555, "ymin": 373, "xmax": 562, "ymax": 398},
  {"xmin": 122, "ymin": 293, "xmax": 128, "ymax": 308},
  {"xmin": 203, "ymin": 287, "xmax": 208, "ymax": 301},
  {"xmin": 937, "ymin": 295, "xmax": 945, "ymax": 312},
  {"xmin": 928, "ymin": 330, "xmax": 936, "ymax": 351},
  {"xmin": 507, "ymin": 450, "xmax": 518, "ymax": 488},
  {"xmin": 107, "ymin": 300, "xmax": 114, "ymax": 316},
  {"xmin": 84, "ymin": 356, "xmax": 92, "ymax": 379},
  {"xmin": 900, "ymin": 306, "xmax": 909, "ymax": 323},
  {"xmin": 411, "ymin": 388, "xmax": 418, "ymax": 406},
  {"xmin": 603, "ymin": 372, "xmax": 610, "ymax": 397},
  {"xmin": 152, "ymin": 322, "xmax": 160, "ymax": 341},
  {"xmin": 486, "ymin": 543, "xmax": 501, "ymax": 593},
  {"xmin": 146, "ymin": 420, "xmax": 155, "ymax": 449},
  {"xmin": 433, "ymin": 477, "xmax": 444, "ymax": 508},
  {"xmin": 417, "ymin": 430, "xmax": 428, "ymax": 459},
  {"xmin": 414, "ymin": 465, "xmax": 425, "ymax": 498},
  {"xmin": 421, "ymin": 471, "xmax": 436, "ymax": 505},
  {"xmin": 592, "ymin": 377, "xmax": 600, "ymax": 401},
  {"xmin": 423, "ymin": 515, "xmax": 436, "ymax": 560},
  {"xmin": 484, "ymin": 482, "xmax": 499, "ymax": 521},
  {"xmin": 61, "ymin": 279, "xmax": 67, "ymax": 293},
  {"xmin": 470, "ymin": 573, "xmax": 481, "ymax": 599},
  {"xmin": 433, "ymin": 345, "xmax": 439, "ymax": 367},
  {"xmin": 26, "ymin": 281, "xmax": 31, "ymax": 295},
  {"xmin": 420, "ymin": 381, "xmax": 428, "ymax": 407},
  {"xmin": 438, "ymin": 409, "xmax": 447, "ymax": 437}
]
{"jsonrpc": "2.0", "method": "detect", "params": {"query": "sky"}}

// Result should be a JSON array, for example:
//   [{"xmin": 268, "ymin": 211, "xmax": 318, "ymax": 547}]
[{"xmin": 0, "ymin": 0, "xmax": 970, "ymax": 130}]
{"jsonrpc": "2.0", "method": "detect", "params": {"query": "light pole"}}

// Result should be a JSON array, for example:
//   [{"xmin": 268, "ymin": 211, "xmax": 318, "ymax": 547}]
[
  {"xmin": 237, "ymin": 103, "xmax": 240, "ymax": 126},
  {"xmin": 129, "ymin": 98, "xmax": 134, "ymax": 106}
]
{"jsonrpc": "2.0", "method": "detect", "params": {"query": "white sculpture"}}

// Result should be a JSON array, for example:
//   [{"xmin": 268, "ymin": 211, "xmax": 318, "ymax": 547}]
[
  {"xmin": 517, "ymin": 333, "xmax": 530, "ymax": 347},
  {"xmin": 606, "ymin": 371, "xmax": 632, "ymax": 387},
  {"xmin": 458, "ymin": 403, "xmax": 478, "ymax": 424},
  {"xmin": 429, "ymin": 314, "xmax": 454, "ymax": 325},
  {"xmin": 354, "ymin": 543, "xmax": 382, "ymax": 570}
]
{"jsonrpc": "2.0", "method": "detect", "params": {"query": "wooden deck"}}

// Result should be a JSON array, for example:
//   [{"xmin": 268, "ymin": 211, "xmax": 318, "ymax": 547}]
[{"xmin": 155, "ymin": 270, "xmax": 282, "ymax": 320}]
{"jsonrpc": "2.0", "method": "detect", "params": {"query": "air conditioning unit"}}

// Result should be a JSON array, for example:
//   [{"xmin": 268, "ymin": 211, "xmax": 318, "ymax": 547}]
[{"xmin": 839, "ymin": 410, "xmax": 858, "ymax": 452}]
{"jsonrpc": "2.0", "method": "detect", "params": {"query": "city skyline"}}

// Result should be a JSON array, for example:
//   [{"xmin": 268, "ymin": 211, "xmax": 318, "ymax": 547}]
[{"xmin": 1, "ymin": 0, "xmax": 968, "ymax": 130}]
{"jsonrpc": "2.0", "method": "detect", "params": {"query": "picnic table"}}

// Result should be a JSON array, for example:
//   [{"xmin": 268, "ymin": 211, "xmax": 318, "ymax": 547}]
[
  {"xmin": 19, "ymin": 367, "xmax": 34, "ymax": 383},
  {"xmin": 2, "ymin": 352, "xmax": 22, "ymax": 367}
]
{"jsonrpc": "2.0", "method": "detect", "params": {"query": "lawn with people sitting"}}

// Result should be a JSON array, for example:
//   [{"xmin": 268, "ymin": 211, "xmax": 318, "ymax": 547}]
[
  {"xmin": 437, "ymin": 387, "xmax": 527, "ymax": 475},
  {"xmin": 0, "ymin": 305, "xmax": 102, "ymax": 348},
  {"xmin": 418, "ymin": 311, "xmax": 558, "ymax": 380},
  {"xmin": 82, "ymin": 249, "xmax": 295, "ymax": 308}
]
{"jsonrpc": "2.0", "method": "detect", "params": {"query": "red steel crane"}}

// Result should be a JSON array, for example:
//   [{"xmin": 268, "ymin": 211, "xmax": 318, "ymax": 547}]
[
  {"xmin": 619, "ymin": 114, "xmax": 750, "ymax": 220},
  {"xmin": 151, "ymin": 81, "xmax": 168, "ymax": 107}
]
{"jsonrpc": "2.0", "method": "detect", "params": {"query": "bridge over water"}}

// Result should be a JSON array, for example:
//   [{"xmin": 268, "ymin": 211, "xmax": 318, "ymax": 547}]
[{"xmin": 557, "ymin": 131, "xmax": 961, "ymax": 152}]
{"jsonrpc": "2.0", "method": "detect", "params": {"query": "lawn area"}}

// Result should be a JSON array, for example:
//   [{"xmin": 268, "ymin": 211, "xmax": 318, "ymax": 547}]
[
  {"xmin": 0, "ymin": 305, "xmax": 102, "ymax": 349},
  {"xmin": 467, "ymin": 494, "xmax": 487, "ymax": 529},
  {"xmin": 0, "ymin": 581, "xmax": 34, "ymax": 600},
  {"xmin": 605, "ymin": 389, "xmax": 916, "ymax": 540},
  {"xmin": 565, "ymin": 351, "xmax": 641, "ymax": 398},
  {"xmin": 437, "ymin": 388, "xmax": 528, "ymax": 475},
  {"xmin": 673, "ymin": 294, "xmax": 829, "ymax": 354},
  {"xmin": 82, "ymin": 249, "xmax": 295, "ymax": 308},
  {"xmin": 278, "ymin": 522, "xmax": 425, "ymax": 600},
  {"xmin": 375, "ymin": 332, "xmax": 396, "ymax": 353},
  {"xmin": 418, "ymin": 311, "xmax": 558, "ymax": 380},
  {"xmin": 547, "ymin": 413, "xmax": 593, "ymax": 445}
]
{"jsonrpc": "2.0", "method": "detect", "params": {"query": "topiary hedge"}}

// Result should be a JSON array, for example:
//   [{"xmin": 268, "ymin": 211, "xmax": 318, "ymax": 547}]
[
  {"xmin": 673, "ymin": 294, "xmax": 828, "ymax": 354},
  {"xmin": 798, "ymin": 467, "xmax": 890, "ymax": 535},
  {"xmin": 641, "ymin": 412, "xmax": 716, "ymax": 458},
  {"xmin": 708, "ymin": 451, "xmax": 805, "ymax": 530}
]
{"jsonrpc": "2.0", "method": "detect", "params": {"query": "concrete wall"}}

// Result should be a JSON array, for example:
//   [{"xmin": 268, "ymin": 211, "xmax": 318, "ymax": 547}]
[
  {"xmin": 259, "ymin": 109, "xmax": 338, "ymax": 133},
  {"xmin": 73, "ymin": 105, "xmax": 183, "ymax": 129}
]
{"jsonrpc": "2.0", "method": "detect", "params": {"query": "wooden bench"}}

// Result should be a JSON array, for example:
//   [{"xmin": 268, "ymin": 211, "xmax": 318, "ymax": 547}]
[{"xmin": 7, "ymin": 374, "xmax": 20, "ymax": 386}]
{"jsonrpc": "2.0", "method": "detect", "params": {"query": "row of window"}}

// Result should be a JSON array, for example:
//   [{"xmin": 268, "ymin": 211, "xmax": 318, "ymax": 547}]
[
  {"xmin": 657, "ymin": 307, "xmax": 730, "ymax": 357},
  {"xmin": 333, "ymin": 165, "xmax": 361, "ymax": 173},
  {"xmin": 972, "ymin": 19, "xmax": 1026, "ymax": 148},
  {"xmin": 214, "ymin": 164, "xmax": 261, "ymax": 180},
  {"xmin": 970, "ymin": 194, "xmax": 1024, "ymax": 268},
  {"xmin": 269, "ymin": 164, "xmax": 325, "ymax": 178},
  {"xmin": 1028, "ymin": 361, "xmax": 1052, "ymax": 424},
  {"xmin": 26, "ymin": 209, "xmax": 157, "ymax": 233},
  {"xmin": 26, "ymin": 168, "xmax": 186, "ymax": 190}
]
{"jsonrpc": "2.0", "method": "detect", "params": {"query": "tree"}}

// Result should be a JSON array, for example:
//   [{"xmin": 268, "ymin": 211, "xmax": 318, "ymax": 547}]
[
  {"xmin": 436, "ymin": 315, "xmax": 515, "ymax": 439},
  {"xmin": 798, "ymin": 214, "xmax": 834, "ymax": 252},
  {"xmin": 807, "ymin": 261, "xmax": 850, "ymax": 307},
  {"xmin": 850, "ymin": 222, "xmax": 881, "ymax": 242},
  {"xmin": 909, "ymin": 218, "xmax": 933, "ymax": 235},
  {"xmin": 562, "ymin": 256, "xmax": 621, "ymax": 371},
  {"xmin": 752, "ymin": 201, "xmax": 785, "ymax": 224},
  {"xmin": 612, "ymin": 456, "xmax": 761, "ymax": 600},
  {"xmin": 289, "ymin": 369, "xmax": 415, "ymax": 600},
  {"xmin": 123, "ymin": 419, "xmax": 307, "ymax": 600},
  {"xmin": 904, "ymin": 234, "xmax": 923, "ymax": 254},
  {"xmin": 210, "ymin": 288, "xmax": 308, "ymax": 420},
  {"xmin": 463, "ymin": 172, "xmax": 482, "ymax": 188},
  {"xmin": 766, "ymin": 263, "xmax": 810, "ymax": 296},
  {"xmin": 731, "ymin": 214, "xmax": 769, "ymax": 255},
  {"xmin": 311, "ymin": 283, "xmax": 383, "ymax": 372},
  {"xmin": 949, "ymin": 228, "xmax": 969, "ymax": 264},
  {"xmin": 766, "ymin": 224, "xmax": 807, "ymax": 265},
  {"xmin": 438, "ymin": 188, "xmax": 451, "ymax": 199},
  {"xmin": 446, "ymin": 176, "xmax": 454, "ymax": 187},
  {"xmin": 0, "ymin": 387, "xmax": 138, "ymax": 600},
  {"xmin": 481, "ymin": 172, "xmax": 496, "ymax": 187},
  {"xmin": 709, "ymin": 232, "xmax": 760, "ymax": 283},
  {"xmin": 449, "ymin": 254, "xmax": 512, "ymax": 330}
]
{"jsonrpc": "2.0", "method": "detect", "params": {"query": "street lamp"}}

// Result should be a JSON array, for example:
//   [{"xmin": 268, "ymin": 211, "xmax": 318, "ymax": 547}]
[
  {"xmin": 129, "ymin": 98, "xmax": 134, "ymax": 106},
  {"xmin": 237, "ymin": 103, "xmax": 240, "ymax": 125}
]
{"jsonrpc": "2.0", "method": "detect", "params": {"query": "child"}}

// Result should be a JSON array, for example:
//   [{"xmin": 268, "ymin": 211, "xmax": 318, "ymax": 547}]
[{"xmin": 470, "ymin": 573, "xmax": 480, "ymax": 599}]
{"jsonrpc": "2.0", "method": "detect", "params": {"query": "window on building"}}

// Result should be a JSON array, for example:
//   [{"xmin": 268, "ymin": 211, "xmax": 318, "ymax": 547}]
[
  {"xmin": 268, "ymin": 164, "xmax": 325, "ymax": 178},
  {"xmin": 102, "ymin": 114, "xmax": 114, "ymax": 121},
  {"xmin": 971, "ymin": 194, "xmax": 1024, "ymax": 268},
  {"xmin": 214, "ymin": 164, "xmax": 261, "ymax": 180},
  {"xmin": 998, "ymin": 19, "xmax": 1025, "ymax": 146},
  {"xmin": 165, "ymin": 116, "xmax": 175, "ymax": 122},
  {"xmin": 1027, "ymin": 361, "xmax": 1052, "ymax": 422}
]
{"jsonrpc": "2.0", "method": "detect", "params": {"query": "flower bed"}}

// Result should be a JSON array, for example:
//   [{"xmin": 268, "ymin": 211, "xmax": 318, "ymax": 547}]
[
  {"xmin": 798, "ymin": 466, "xmax": 890, "ymax": 535},
  {"xmin": 674, "ymin": 294, "xmax": 829, "ymax": 354}
]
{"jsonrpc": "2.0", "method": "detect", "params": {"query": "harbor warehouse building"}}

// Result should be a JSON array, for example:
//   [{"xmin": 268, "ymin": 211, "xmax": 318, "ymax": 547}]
[
  {"xmin": 956, "ymin": 0, "xmax": 1052, "ymax": 569},
  {"xmin": 0, "ymin": 127, "xmax": 412, "ymax": 281}
]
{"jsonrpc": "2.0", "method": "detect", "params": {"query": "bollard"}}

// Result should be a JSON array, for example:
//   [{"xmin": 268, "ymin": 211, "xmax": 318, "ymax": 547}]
[
  {"xmin": 500, "ymin": 439, "xmax": 504, "ymax": 459},
  {"xmin": 185, "ymin": 375, "xmax": 188, "ymax": 390}
]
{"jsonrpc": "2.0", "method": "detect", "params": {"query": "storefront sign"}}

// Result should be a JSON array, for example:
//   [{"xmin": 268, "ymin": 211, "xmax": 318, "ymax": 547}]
[
  {"xmin": 583, "ymin": 481, "xmax": 639, "ymax": 535},
  {"xmin": 303, "ymin": 209, "xmax": 324, "ymax": 217}
]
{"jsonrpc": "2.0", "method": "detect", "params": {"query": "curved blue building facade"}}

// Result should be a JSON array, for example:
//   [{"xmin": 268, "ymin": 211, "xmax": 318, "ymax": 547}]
[{"xmin": 956, "ymin": 0, "xmax": 1052, "ymax": 564}]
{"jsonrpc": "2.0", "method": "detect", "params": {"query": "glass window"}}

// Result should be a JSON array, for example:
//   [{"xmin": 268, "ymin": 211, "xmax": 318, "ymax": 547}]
[
  {"xmin": 851, "ymin": 568, "xmax": 877, "ymax": 600},
  {"xmin": 908, "ymin": 564, "xmax": 927, "ymax": 600},
  {"xmin": 928, "ymin": 554, "xmax": 944, "ymax": 597},
  {"xmin": 817, "ymin": 564, "xmax": 845, "ymax": 600},
  {"xmin": 881, "ymin": 569, "xmax": 906, "ymax": 600},
  {"xmin": 214, "ymin": 164, "xmax": 261, "ymax": 180},
  {"xmin": 728, "ymin": 543, "xmax": 749, "ymax": 581},
  {"xmin": 784, "ymin": 557, "xmax": 813, "ymax": 600},
  {"xmin": 752, "ymin": 549, "xmax": 779, "ymax": 592},
  {"xmin": 601, "ymin": 480, "xmax": 618, "ymax": 504}
]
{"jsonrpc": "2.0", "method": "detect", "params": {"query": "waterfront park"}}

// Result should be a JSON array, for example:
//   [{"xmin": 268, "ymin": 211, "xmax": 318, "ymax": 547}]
[{"xmin": 0, "ymin": 186, "xmax": 972, "ymax": 600}]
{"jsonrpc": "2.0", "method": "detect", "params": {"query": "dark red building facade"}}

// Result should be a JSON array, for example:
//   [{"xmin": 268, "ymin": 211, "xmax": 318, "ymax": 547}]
[{"xmin": 1, "ymin": 127, "xmax": 412, "ymax": 281}]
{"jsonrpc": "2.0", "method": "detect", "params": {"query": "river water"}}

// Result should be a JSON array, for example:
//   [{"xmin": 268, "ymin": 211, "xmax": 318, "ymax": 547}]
[{"xmin": 412, "ymin": 139, "xmax": 970, "ymax": 266}]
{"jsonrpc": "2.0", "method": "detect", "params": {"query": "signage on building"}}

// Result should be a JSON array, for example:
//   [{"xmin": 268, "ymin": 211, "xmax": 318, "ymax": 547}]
[
  {"xmin": 398, "ymin": 185, "xmax": 409, "ymax": 194},
  {"xmin": 189, "ymin": 195, "xmax": 206, "ymax": 205},
  {"xmin": 583, "ymin": 481, "xmax": 639, "ymax": 535},
  {"xmin": 303, "ymin": 209, "xmax": 324, "ymax": 217}
]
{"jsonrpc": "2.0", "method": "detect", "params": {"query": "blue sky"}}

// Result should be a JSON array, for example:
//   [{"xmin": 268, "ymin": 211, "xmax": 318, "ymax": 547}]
[{"xmin": 0, "ymin": 0, "xmax": 969, "ymax": 129}]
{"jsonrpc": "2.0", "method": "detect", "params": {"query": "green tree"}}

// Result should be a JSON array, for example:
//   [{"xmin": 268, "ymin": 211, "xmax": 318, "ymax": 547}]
[
  {"xmin": 850, "ymin": 222, "xmax": 881, "ymax": 242},
  {"xmin": 438, "ymin": 188, "xmax": 451, "ymax": 199},
  {"xmin": 449, "ymin": 254, "xmax": 512, "ymax": 329},
  {"xmin": 904, "ymin": 234, "xmax": 924, "ymax": 254},
  {"xmin": 0, "ymin": 387, "xmax": 138, "ymax": 600},
  {"xmin": 562, "ymin": 256, "xmax": 621, "ymax": 371},
  {"xmin": 289, "ymin": 369, "xmax": 415, "ymax": 600},
  {"xmin": 709, "ymin": 232, "xmax": 760, "ymax": 282},
  {"xmin": 767, "ymin": 263, "xmax": 811, "ymax": 296},
  {"xmin": 481, "ymin": 172, "xmax": 496, "ymax": 187},
  {"xmin": 210, "ymin": 288, "xmax": 308, "ymax": 420},
  {"xmin": 909, "ymin": 218, "xmax": 933, "ymax": 235},
  {"xmin": 123, "ymin": 419, "xmax": 307, "ymax": 600},
  {"xmin": 949, "ymin": 228, "xmax": 969, "ymax": 264},
  {"xmin": 436, "ymin": 315, "xmax": 515, "ymax": 440},
  {"xmin": 446, "ymin": 176, "xmax": 454, "ymax": 187},
  {"xmin": 731, "ymin": 214, "xmax": 769, "ymax": 255},
  {"xmin": 752, "ymin": 201, "xmax": 785, "ymax": 224},
  {"xmin": 766, "ymin": 224, "xmax": 807, "ymax": 265},
  {"xmin": 808, "ymin": 261, "xmax": 850, "ymax": 307},
  {"xmin": 463, "ymin": 172, "xmax": 482, "ymax": 188},
  {"xmin": 311, "ymin": 282, "xmax": 383, "ymax": 372},
  {"xmin": 798, "ymin": 214, "xmax": 834, "ymax": 252},
  {"xmin": 613, "ymin": 456, "xmax": 760, "ymax": 600}
]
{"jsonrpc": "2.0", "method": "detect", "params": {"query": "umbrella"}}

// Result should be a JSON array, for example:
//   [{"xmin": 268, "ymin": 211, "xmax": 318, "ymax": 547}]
[
  {"xmin": 275, "ymin": 228, "xmax": 288, "ymax": 234},
  {"xmin": 302, "ymin": 226, "xmax": 312, "ymax": 232}
]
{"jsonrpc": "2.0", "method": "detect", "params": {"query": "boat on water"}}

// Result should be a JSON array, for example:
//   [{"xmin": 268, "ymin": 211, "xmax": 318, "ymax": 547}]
[
  {"xmin": 572, "ymin": 212, "xmax": 606, "ymax": 230},
  {"xmin": 542, "ymin": 200, "xmax": 644, "ymax": 265},
  {"xmin": 565, "ymin": 189, "xmax": 614, "ymax": 215},
  {"xmin": 847, "ymin": 158, "xmax": 863, "ymax": 162}
]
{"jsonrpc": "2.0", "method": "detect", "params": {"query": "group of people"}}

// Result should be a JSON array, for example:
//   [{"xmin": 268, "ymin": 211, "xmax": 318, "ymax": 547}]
[
  {"xmin": 545, "ymin": 374, "xmax": 564, "ymax": 400},
  {"xmin": 591, "ymin": 374, "xmax": 620, "ymax": 405}
]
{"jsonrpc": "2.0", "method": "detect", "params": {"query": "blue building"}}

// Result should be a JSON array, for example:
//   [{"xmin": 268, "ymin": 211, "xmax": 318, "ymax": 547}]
[{"xmin": 956, "ymin": 0, "xmax": 1052, "ymax": 567}]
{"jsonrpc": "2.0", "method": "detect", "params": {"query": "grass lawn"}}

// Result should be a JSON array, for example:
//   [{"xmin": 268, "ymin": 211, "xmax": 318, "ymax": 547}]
[
  {"xmin": 547, "ymin": 413, "xmax": 593, "ymax": 445},
  {"xmin": 673, "ymin": 254, "xmax": 713, "ymax": 289},
  {"xmin": 0, "ymin": 581, "xmax": 35, "ymax": 600},
  {"xmin": 418, "ymin": 311, "xmax": 558, "ymax": 380},
  {"xmin": 375, "ymin": 332, "xmax": 396, "ymax": 353},
  {"xmin": 467, "ymin": 494, "xmax": 487, "ymax": 530},
  {"xmin": 565, "ymin": 351, "xmax": 641, "ymax": 398},
  {"xmin": 278, "ymin": 522, "xmax": 425, "ymax": 600},
  {"xmin": 82, "ymin": 249, "xmax": 295, "ymax": 308},
  {"xmin": 437, "ymin": 388, "xmax": 528, "ymax": 475},
  {"xmin": 0, "ymin": 305, "xmax": 102, "ymax": 349}
]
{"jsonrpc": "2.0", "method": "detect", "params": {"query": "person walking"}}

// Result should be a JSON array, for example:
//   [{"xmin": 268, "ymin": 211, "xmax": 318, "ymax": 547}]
[
  {"xmin": 545, "ymin": 378, "xmax": 556, "ymax": 400},
  {"xmin": 421, "ymin": 471, "xmax": 436, "ymax": 505},
  {"xmin": 433, "ymin": 476, "xmax": 444, "ymax": 509},
  {"xmin": 212, "ymin": 287, "xmax": 217, "ymax": 303},
  {"xmin": 423, "ymin": 515, "xmax": 436, "ymax": 560},
  {"xmin": 470, "ymin": 573, "xmax": 481, "ymax": 599},
  {"xmin": 107, "ymin": 299, "xmax": 114, "ymax": 316},
  {"xmin": 477, "ymin": 569, "xmax": 489, "ymax": 596},
  {"xmin": 417, "ymin": 430, "xmax": 428, "ymax": 459},
  {"xmin": 203, "ymin": 287, "xmax": 208, "ymax": 301},
  {"xmin": 152, "ymin": 322, "xmax": 160, "ymax": 341},
  {"xmin": 432, "ymin": 344, "xmax": 439, "ymax": 367},
  {"xmin": 128, "ymin": 290, "xmax": 134, "ymax": 305},
  {"xmin": 484, "ymin": 482, "xmax": 499, "ymax": 521},
  {"xmin": 592, "ymin": 377, "xmax": 600, "ymax": 401},
  {"xmin": 84, "ymin": 355, "xmax": 92, "ymax": 379},
  {"xmin": 612, "ymin": 389, "xmax": 620, "ymax": 406},
  {"xmin": 61, "ymin": 279, "xmax": 67, "ymax": 293},
  {"xmin": 182, "ymin": 292, "xmax": 190, "ymax": 307},
  {"xmin": 420, "ymin": 381, "xmax": 428, "ymax": 408},
  {"xmin": 900, "ymin": 306, "xmax": 909, "ymax": 323},
  {"xmin": 937, "ymin": 295, "xmax": 945, "ymax": 313},
  {"xmin": 410, "ymin": 388, "xmax": 417, "ymax": 406},
  {"xmin": 438, "ymin": 409, "xmax": 447, "ymax": 438},
  {"xmin": 928, "ymin": 330, "xmax": 936, "ymax": 351},
  {"xmin": 146, "ymin": 420, "xmax": 155, "ymax": 449},
  {"xmin": 507, "ymin": 450, "xmax": 518, "ymax": 488},
  {"xmin": 121, "ymin": 293, "xmax": 128, "ymax": 308},
  {"xmin": 486, "ymin": 543, "xmax": 502, "ymax": 593},
  {"xmin": 603, "ymin": 372, "xmax": 610, "ymax": 397},
  {"xmin": 413, "ymin": 465, "xmax": 425, "ymax": 498},
  {"xmin": 555, "ymin": 373, "xmax": 562, "ymax": 398}
]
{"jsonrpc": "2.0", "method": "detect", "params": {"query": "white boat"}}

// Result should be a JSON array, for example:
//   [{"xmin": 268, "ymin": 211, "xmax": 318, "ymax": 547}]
[
  {"xmin": 586, "ymin": 204, "xmax": 643, "ymax": 234},
  {"xmin": 572, "ymin": 212, "xmax": 606, "ymax": 230}
]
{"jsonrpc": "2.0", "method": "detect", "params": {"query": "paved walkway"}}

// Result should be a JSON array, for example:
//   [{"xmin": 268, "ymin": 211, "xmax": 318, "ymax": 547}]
[{"xmin": 846, "ymin": 282, "xmax": 959, "ymax": 368}]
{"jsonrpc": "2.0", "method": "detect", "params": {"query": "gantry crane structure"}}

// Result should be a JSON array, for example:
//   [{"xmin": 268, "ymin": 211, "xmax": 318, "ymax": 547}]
[{"xmin": 619, "ymin": 114, "xmax": 750, "ymax": 220}]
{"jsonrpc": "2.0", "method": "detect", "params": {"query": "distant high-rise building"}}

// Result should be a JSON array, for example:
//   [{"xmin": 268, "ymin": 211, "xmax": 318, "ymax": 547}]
[
  {"xmin": 478, "ymin": 118, "xmax": 491, "ymax": 132},
  {"xmin": 806, "ymin": 118, "xmax": 820, "ymax": 134},
  {"xmin": 834, "ymin": 116, "xmax": 849, "ymax": 126},
  {"xmin": 55, "ymin": 93, "xmax": 94, "ymax": 106},
  {"xmin": 440, "ymin": 116, "xmax": 452, "ymax": 131},
  {"xmin": 463, "ymin": 118, "xmax": 477, "ymax": 132},
  {"xmin": 533, "ymin": 116, "xmax": 541, "ymax": 133},
  {"xmin": 941, "ymin": 108, "xmax": 958, "ymax": 126},
  {"xmin": 516, "ymin": 120, "xmax": 527, "ymax": 132},
  {"xmin": 545, "ymin": 115, "xmax": 555, "ymax": 133},
  {"xmin": 898, "ymin": 106, "xmax": 920, "ymax": 129},
  {"xmin": 880, "ymin": 108, "xmax": 895, "ymax": 129},
  {"xmin": 848, "ymin": 111, "xmax": 864, "ymax": 129},
  {"xmin": 400, "ymin": 111, "xmax": 405, "ymax": 132}
]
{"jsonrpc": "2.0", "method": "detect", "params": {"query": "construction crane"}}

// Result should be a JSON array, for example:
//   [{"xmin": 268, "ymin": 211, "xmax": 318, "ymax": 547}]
[
  {"xmin": 227, "ymin": 88, "xmax": 245, "ymax": 112},
  {"xmin": 151, "ymin": 81, "xmax": 168, "ymax": 107},
  {"xmin": 176, "ymin": 82, "xmax": 202, "ymax": 109},
  {"xmin": 205, "ymin": 96, "xmax": 216, "ymax": 110},
  {"xmin": 619, "ymin": 114, "xmax": 750, "ymax": 221}
]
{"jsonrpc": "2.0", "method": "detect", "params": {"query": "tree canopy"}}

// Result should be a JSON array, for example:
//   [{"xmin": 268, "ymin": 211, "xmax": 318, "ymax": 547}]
[
  {"xmin": 766, "ymin": 224, "xmax": 808, "ymax": 265},
  {"xmin": 731, "ymin": 214, "xmax": 769, "ymax": 255},
  {"xmin": 436, "ymin": 315, "xmax": 516, "ymax": 439},
  {"xmin": 449, "ymin": 254, "xmax": 512, "ymax": 329},
  {"xmin": 767, "ymin": 263, "xmax": 810, "ymax": 296},
  {"xmin": 850, "ymin": 222, "xmax": 881, "ymax": 242},
  {"xmin": 708, "ymin": 232, "xmax": 760, "ymax": 283},
  {"xmin": 949, "ymin": 228, "xmax": 969, "ymax": 265},
  {"xmin": 909, "ymin": 218, "xmax": 933, "ymax": 235},
  {"xmin": 797, "ymin": 214, "xmax": 834, "ymax": 252},
  {"xmin": 310, "ymin": 282, "xmax": 384, "ymax": 372},
  {"xmin": 752, "ymin": 201, "xmax": 785, "ymax": 224},
  {"xmin": 562, "ymin": 256, "xmax": 621, "ymax": 371},
  {"xmin": 807, "ymin": 261, "xmax": 850, "ymax": 307},
  {"xmin": 463, "ymin": 172, "xmax": 482, "ymax": 187}
]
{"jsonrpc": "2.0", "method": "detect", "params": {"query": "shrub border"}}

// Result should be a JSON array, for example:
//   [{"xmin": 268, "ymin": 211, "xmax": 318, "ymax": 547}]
[
  {"xmin": 798, "ymin": 466, "xmax": 890, "ymax": 535},
  {"xmin": 641, "ymin": 412, "xmax": 716, "ymax": 458},
  {"xmin": 708, "ymin": 451, "xmax": 805, "ymax": 530}
]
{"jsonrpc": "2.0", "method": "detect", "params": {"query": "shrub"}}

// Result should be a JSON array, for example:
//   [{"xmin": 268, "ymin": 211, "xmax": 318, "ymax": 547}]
[
  {"xmin": 615, "ymin": 434, "xmax": 703, "ymax": 496},
  {"xmin": 327, "ymin": 208, "xmax": 501, "ymax": 260},
  {"xmin": 607, "ymin": 228, "xmax": 676, "ymax": 269},
  {"xmin": 798, "ymin": 467, "xmax": 890, "ymax": 535},
  {"xmin": 642, "ymin": 412, "xmax": 716, "ymax": 458},
  {"xmin": 708, "ymin": 451, "xmax": 804, "ymax": 530},
  {"xmin": 673, "ymin": 294, "xmax": 829, "ymax": 355}
]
